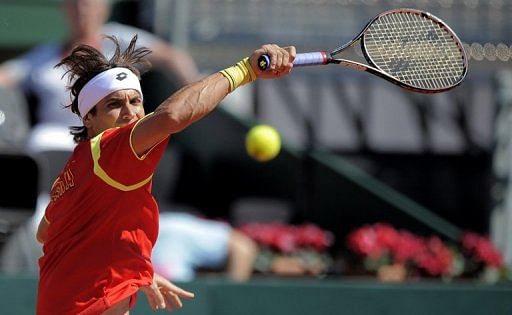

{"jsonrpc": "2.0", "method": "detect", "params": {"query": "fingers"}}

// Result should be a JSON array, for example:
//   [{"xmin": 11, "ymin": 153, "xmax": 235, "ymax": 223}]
[
  {"xmin": 285, "ymin": 46, "xmax": 297, "ymax": 64},
  {"xmin": 171, "ymin": 287, "xmax": 195, "ymax": 299},
  {"xmin": 140, "ymin": 285, "xmax": 166, "ymax": 311},
  {"xmin": 265, "ymin": 44, "xmax": 283, "ymax": 70},
  {"xmin": 162, "ymin": 290, "xmax": 183, "ymax": 311},
  {"xmin": 262, "ymin": 44, "xmax": 292, "ymax": 70},
  {"xmin": 277, "ymin": 46, "xmax": 296, "ymax": 76},
  {"xmin": 154, "ymin": 288, "xmax": 167, "ymax": 310},
  {"xmin": 146, "ymin": 273, "xmax": 195, "ymax": 311},
  {"xmin": 154, "ymin": 273, "xmax": 195, "ymax": 299},
  {"xmin": 162, "ymin": 283, "xmax": 195, "ymax": 300},
  {"xmin": 251, "ymin": 44, "xmax": 296, "ymax": 79},
  {"xmin": 160, "ymin": 283, "xmax": 195, "ymax": 311}
]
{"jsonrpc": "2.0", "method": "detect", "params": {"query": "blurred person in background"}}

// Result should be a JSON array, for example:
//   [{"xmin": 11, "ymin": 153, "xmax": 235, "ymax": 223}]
[
  {"xmin": 153, "ymin": 211, "xmax": 259, "ymax": 283},
  {"xmin": 1, "ymin": 208, "xmax": 259, "ymax": 284},
  {"xmin": 0, "ymin": 0, "xmax": 200, "ymax": 153}
]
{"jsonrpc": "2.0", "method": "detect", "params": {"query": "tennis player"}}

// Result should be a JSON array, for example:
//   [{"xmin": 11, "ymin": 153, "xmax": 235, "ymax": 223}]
[{"xmin": 34, "ymin": 35, "xmax": 295, "ymax": 315}]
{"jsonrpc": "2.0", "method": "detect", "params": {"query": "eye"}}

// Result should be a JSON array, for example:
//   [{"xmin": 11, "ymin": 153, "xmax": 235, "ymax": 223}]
[
  {"xmin": 131, "ymin": 97, "xmax": 142, "ymax": 105},
  {"xmin": 106, "ymin": 101, "xmax": 121, "ymax": 109}
]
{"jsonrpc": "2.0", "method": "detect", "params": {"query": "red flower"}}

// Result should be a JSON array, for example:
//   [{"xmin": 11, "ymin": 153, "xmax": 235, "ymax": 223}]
[
  {"xmin": 347, "ymin": 225, "xmax": 387, "ymax": 259},
  {"xmin": 270, "ymin": 224, "xmax": 297, "ymax": 253},
  {"xmin": 374, "ymin": 223, "xmax": 400, "ymax": 249},
  {"xmin": 461, "ymin": 232, "xmax": 504, "ymax": 268},
  {"xmin": 295, "ymin": 224, "xmax": 334, "ymax": 251},
  {"xmin": 238, "ymin": 222, "xmax": 333, "ymax": 254},
  {"xmin": 415, "ymin": 236, "xmax": 454, "ymax": 276},
  {"xmin": 347, "ymin": 223, "xmax": 456, "ymax": 277},
  {"xmin": 390, "ymin": 231, "xmax": 426, "ymax": 264}
]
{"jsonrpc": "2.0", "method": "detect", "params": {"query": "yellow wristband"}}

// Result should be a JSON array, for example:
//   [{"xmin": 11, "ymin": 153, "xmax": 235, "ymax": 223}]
[{"xmin": 219, "ymin": 57, "xmax": 256, "ymax": 92}]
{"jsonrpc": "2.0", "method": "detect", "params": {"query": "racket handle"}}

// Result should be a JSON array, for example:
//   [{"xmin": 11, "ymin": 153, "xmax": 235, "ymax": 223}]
[{"xmin": 257, "ymin": 52, "xmax": 328, "ymax": 71}]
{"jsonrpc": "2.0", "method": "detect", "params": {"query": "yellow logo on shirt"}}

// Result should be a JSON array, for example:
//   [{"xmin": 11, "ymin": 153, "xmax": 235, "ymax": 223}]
[{"xmin": 51, "ymin": 168, "xmax": 75, "ymax": 201}]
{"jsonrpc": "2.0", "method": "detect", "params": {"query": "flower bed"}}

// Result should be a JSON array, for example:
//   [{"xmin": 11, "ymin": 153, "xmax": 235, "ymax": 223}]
[
  {"xmin": 237, "ymin": 221, "xmax": 509, "ymax": 282},
  {"xmin": 346, "ymin": 223, "xmax": 507, "ymax": 282},
  {"xmin": 237, "ymin": 222, "xmax": 334, "ymax": 276}
]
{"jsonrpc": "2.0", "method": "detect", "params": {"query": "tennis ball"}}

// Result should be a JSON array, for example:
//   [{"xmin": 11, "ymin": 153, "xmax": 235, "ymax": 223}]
[{"xmin": 245, "ymin": 125, "xmax": 281, "ymax": 162}]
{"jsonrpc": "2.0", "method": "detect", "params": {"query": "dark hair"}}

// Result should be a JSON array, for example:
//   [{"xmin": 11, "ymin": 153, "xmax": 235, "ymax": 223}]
[{"xmin": 56, "ymin": 35, "xmax": 152, "ymax": 143}]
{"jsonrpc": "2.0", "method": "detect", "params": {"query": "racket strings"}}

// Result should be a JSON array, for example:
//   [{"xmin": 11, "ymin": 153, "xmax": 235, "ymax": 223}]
[{"xmin": 363, "ymin": 12, "xmax": 465, "ymax": 90}]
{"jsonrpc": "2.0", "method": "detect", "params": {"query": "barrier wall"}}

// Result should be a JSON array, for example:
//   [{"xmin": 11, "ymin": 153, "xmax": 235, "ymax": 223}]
[{"xmin": 2, "ymin": 275, "xmax": 512, "ymax": 315}]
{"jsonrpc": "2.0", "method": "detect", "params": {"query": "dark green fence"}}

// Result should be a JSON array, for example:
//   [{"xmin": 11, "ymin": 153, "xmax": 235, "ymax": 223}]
[
  {"xmin": 0, "ymin": 2, "xmax": 66, "ymax": 49},
  {"xmin": 2, "ymin": 275, "xmax": 512, "ymax": 315}
]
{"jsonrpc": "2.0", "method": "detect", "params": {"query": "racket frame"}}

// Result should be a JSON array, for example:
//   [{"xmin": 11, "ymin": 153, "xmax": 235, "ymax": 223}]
[{"xmin": 260, "ymin": 8, "xmax": 468, "ymax": 94}]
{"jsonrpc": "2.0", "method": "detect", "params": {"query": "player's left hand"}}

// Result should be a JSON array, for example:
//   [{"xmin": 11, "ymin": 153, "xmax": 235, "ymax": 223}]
[
  {"xmin": 250, "ymin": 44, "xmax": 296, "ymax": 79},
  {"xmin": 140, "ymin": 273, "xmax": 195, "ymax": 311}
]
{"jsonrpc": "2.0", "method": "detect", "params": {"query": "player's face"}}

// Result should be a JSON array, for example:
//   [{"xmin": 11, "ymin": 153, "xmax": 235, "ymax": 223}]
[{"xmin": 84, "ymin": 89, "xmax": 145, "ymax": 138}]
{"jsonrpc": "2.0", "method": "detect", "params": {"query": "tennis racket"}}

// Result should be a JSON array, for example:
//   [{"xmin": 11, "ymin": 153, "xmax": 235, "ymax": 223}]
[{"xmin": 258, "ymin": 8, "xmax": 468, "ymax": 94}]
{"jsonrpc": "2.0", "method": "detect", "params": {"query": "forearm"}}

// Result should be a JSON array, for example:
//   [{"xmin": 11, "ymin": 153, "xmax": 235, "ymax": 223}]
[
  {"xmin": 132, "ymin": 44, "xmax": 295, "ymax": 153},
  {"xmin": 153, "ymin": 72, "xmax": 232, "ymax": 135}
]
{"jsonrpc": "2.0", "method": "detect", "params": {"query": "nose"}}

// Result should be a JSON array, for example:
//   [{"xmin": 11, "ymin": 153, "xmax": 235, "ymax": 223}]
[{"xmin": 121, "ymin": 103, "xmax": 140, "ymax": 121}]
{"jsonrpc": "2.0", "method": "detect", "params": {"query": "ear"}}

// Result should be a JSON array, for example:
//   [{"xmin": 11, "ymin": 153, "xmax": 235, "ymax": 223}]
[{"xmin": 83, "ymin": 113, "xmax": 93, "ymax": 128}]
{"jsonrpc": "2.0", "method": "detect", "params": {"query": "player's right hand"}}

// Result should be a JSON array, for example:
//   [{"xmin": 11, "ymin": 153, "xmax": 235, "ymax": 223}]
[{"xmin": 250, "ymin": 44, "xmax": 296, "ymax": 79}]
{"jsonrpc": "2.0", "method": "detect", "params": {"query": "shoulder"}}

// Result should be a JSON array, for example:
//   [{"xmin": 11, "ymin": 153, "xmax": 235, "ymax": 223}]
[
  {"xmin": 94, "ymin": 123, "xmax": 139, "ymax": 155},
  {"xmin": 98, "ymin": 125, "xmax": 130, "ymax": 145}
]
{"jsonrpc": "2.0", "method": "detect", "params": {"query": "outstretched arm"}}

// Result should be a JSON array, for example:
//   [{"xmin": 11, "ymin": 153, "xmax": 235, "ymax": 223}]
[{"xmin": 131, "ymin": 44, "xmax": 296, "ymax": 156}]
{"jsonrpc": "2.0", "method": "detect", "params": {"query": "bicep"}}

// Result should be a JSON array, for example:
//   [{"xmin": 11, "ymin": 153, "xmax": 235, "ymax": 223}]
[
  {"xmin": 130, "ymin": 112, "xmax": 172, "ymax": 157},
  {"xmin": 131, "ymin": 73, "xmax": 230, "ymax": 156}
]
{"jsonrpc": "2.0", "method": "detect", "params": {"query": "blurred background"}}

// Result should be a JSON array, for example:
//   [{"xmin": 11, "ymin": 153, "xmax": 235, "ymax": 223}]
[
  {"xmin": 1, "ymin": 0, "xmax": 512, "ymax": 314},
  {"xmin": 143, "ymin": 0, "xmax": 503, "ymax": 236}
]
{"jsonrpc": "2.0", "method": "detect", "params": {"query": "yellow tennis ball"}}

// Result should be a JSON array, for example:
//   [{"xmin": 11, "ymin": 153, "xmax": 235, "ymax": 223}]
[{"xmin": 245, "ymin": 125, "xmax": 281, "ymax": 162}]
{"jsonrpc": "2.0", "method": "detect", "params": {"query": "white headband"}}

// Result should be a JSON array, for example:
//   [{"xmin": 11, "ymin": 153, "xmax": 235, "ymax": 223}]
[{"xmin": 77, "ymin": 67, "xmax": 142, "ymax": 118}]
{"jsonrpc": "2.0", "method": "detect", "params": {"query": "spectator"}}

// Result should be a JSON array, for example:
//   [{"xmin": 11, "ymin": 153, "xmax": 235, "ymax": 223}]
[
  {"xmin": 0, "ymin": 0, "xmax": 200, "ymax": 152},
  {"xmin": 1, "ymin": 207, "xmax": 259, "ymax": 283},
  {"xmin": 153, "ymin": 211, "xmax": 259, "ymax": 283}
]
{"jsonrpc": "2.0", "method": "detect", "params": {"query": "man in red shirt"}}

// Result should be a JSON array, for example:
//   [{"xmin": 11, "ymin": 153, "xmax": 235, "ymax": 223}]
[{"xmin": 35, "ymin": 35, "xmax": 295, "ymax": 314}]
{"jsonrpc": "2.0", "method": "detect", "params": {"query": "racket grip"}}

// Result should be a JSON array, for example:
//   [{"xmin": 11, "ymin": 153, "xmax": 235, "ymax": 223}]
[
  {"xmin": 293, "ymin": 52, "xmax": 328, "ymax": 66},
  {"xmin": 257, "ymin": 52, "xmax": 328, "ymax": 71}
]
